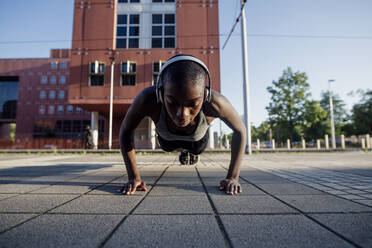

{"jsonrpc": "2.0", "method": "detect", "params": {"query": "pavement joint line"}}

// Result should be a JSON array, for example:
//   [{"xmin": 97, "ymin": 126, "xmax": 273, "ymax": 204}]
[
  {"xmin": 97, "ymin": 157, "xmax": 174, "ymax": 248},
  {"xmin": 0, "ymin": 174, "xmax": 124, "ymax": 236},
  {"xmin": 3, "ymin": 211, "xmax": 372, "ymax": 215},
  {"xmin": 202, "ymin": 155, "xmax": 365, "ymax": 248},
  {"xmin": 196, "ymin": 161, "xmax": 233, "ymax": 248}
]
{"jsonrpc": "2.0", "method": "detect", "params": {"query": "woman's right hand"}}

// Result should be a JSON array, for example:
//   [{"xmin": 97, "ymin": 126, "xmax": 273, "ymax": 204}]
[{"xmin": 118, "ymin": 179, "xmax": 147, "ymax": 195}]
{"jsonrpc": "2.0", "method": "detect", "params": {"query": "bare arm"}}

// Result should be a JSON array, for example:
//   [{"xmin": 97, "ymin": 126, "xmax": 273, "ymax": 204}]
[
  {"xmin": 205, "ymin": 91, "xmax": 246, "ymax": 193},
  {"xmin": 119, "ymin": 86, "xmax": 159, "ymax": 194}
]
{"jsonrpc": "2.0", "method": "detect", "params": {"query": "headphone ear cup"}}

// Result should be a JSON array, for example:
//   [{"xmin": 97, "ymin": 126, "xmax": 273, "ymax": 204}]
[
  {"xmin": 205, "ymin": 87, "xmax": 211, "ymax": 102},
  {"xmin": 159, "ymin": 87, "xmax": 163, "ymax": 103}
]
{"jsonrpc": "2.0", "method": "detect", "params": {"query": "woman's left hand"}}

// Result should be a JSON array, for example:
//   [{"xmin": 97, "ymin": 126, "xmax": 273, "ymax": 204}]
[{"xmin": 219, "ymin": 178, "xmax": 242, "ymax": 195}]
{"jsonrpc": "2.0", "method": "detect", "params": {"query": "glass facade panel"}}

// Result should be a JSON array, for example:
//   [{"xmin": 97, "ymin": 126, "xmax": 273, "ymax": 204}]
[
  {"xmin": 152, "ymin": 26, "xmax": 162, "ymax": 36},
  {"xmin": 117, "ymin": 27, "xmax": 127, "ymax": 36},
  {"xmin": 152, "ymin": 38, "xmax": 162, "ymax": 48},
  {"xmin": 0, "ymin": 79, "xmax": 19, "ymax": 119},
  {"xmin": 128, "ymin": 38, "xmax": 139, "ymax": 48},
  {"xmin": 59, "ymin": 76, "xmax": 66, "ymax": 84},
  {"xmin": 117, "ymin": 14, "xmax": 127, "ymax": 24},
  {"xmin": 152, "ymin": 14, "xmax": 162, "ymax": 24}
]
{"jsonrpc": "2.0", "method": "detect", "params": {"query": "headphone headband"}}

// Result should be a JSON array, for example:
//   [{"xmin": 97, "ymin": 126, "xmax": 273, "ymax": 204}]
[{"xmin": 156, "ymin": 55, "xmax": 211, "ymax": 103}]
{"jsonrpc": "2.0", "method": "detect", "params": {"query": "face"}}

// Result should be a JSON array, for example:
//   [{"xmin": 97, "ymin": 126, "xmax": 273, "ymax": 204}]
[{"xmin": 163, "ymin": 81, "xmax": 205, "ymax": 128}]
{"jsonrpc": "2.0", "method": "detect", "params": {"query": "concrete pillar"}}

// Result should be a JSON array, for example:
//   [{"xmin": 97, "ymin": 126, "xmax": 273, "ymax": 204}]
[
  {"xmin": 213, "ymin": 132, "xmax": 219, "ymax": 148},
  {"xmin": 287, "ymin": 139, "xmax": 291, "ymax": 149},
  {"xmin": 341, "ymin": 134, "xmax": 345, "ymax": 149},
  {"xmin": 302, "ymin": 138, "xmax": 306, "ymax": 149},
  {"xmin": 317, "ymin": 139, "xmax": 321, "ymax": 149},
  {"xmin": 149, "ymin": 119, "xmax": 156, "ymax": 150},
  {"xmin": 224, "ymin": 135, "xmax": 230, "ymax": 149},
  {"xmin": 272, "ymin": 139, "xmax": 275, "ymax": 150},
  {"xmin": 366, "ymin": 134, "xmax": 370, "ymax": 149},
  {"xmin": 325, "ymin": 134, "xmax": 329, "ymax": 149},
  {"xmin": 361, "ymin": 138, "xmax": 365, "ymax": 149},
  {"xmin": 257, "ymin": 139, "xmax": 260, "ymax": 150},
  {"xmin": 91, "ymin": 111, "xmax": 99, "ymax": 150},
  {"xmin": 208, "ymin": 128, "xmax": 214, "ymax": 149}
]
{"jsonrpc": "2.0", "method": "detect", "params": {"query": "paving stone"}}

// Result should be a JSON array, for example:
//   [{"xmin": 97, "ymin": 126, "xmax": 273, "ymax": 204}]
[
  {"xmin": 254, "ymin": 183, "xmax": 326, "ymax": 195},
  {"xmin": 221, "ymin": 215, "xmax": 353, "ymax": 248},
  {"xmin": 311, "ymin": 213, "xmax": 372, "ymax": 248},
  {"xmin": 210, "ymin": 195, "xmax": 297, "ymax": 214},
  {"xmin": 0, "ymin": 183, "xmax": 51, "ymax": 194},
  {"xmin": 104, "ymin": 215, "xmax": 225, "ymax": 248},
  {"xmin": 338, "ymin": 194, "xmax": 368, "ymax": 200},
  {"xmin": 156, "ymin": 176, "xmax": 202, "ymax": 185},
  {"xmin": 133, "ymin": 196, "xmax": 213, "ymax": 214},
  {"xmin": 50, "ymin": 195, "xmax": 142, "ymax": 214},
  {"xmin": 0, "ymin": 195, "xmax": 77, "ymax": 213},
  {"xmin": 0, "ymin": 214, "xmax": 123, "ymax": 248},
  {"xmin": 30, "ymin": 182, "xmax": 101, "ymax": 194},
  {"xmin": 206, "ymin": 184, "xmax": 266, "ymax": 196},
  {"xmin": 322, "ymin": 190, "xmax": 348, "ymax": 195},
  {"xmin": 88, "ymin": 182, "xmax": 152, "ymax": 195},
  {"xmin": 353, "ymin": 199, "xmax": 372, "ymax": 207},
  {"xmin": 0, "ymin": 194, "xmax": 17, "ymax": 201},
  {"xmin": 0, "ymin": 214, "xmax": 36, "ymax": 233},
  {"xmin": 277, "ymin": 195, "xmax": 372, "ymax": 213},
  {"xmin": 148, "ymin": 185, "xmax": 206, "ymax": 196}
]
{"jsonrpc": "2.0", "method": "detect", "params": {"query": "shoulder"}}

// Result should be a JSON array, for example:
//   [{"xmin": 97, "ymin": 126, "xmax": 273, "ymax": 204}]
[
  {"xmin": 203, "ymin": 90, "xmax": 230, "ymax": 117},
  {"xmin": 131, "ymin": 86, "xmax": 161, "ymax": 116}
]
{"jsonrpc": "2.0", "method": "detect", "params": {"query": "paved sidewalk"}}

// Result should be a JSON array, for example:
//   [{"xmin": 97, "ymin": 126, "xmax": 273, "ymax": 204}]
[{"xmin": 0, "ymin": 152, "xmax": 371, "ymax": 248}]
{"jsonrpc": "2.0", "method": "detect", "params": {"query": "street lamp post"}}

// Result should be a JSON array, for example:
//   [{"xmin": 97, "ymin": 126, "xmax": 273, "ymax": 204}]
[
  {"xmin": 328, "ymin": 79, "xmax": 336, "ymax": 149},
  {"xmin": 240, "ymin": 0, "xmax": 252, "ymax": 154}
]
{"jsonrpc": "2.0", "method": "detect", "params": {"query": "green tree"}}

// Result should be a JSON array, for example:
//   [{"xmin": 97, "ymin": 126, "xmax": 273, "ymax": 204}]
[
  {"xmin": 303, "ymin": 100, "xmax": 328, "ymax": 140},
  {"xmin": 351, "ymin": 89, "xmax": 372, "ymax": 135},
  {"xmin": 266, "ymin": 67, "xmax": 311, "ymax": 142}
]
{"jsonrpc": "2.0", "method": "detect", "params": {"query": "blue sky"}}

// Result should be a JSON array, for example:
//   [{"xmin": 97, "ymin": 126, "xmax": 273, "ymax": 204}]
[{"xmin": 1, "ymin": 0, "xmax": 371, "ymax": 134}]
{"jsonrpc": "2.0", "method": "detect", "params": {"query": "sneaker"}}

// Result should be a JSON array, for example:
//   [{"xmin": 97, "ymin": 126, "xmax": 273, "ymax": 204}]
[
  {"xmin": 189, "ymin": 153, "xmax": 199, "ymax": 165},
  {"xmin": 179, "ymin": 151, "xmax": 189, "ymax": 165}
]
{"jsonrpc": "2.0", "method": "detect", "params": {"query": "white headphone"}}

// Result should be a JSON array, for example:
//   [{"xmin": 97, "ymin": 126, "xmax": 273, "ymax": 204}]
[{"xmin": 155, "ymin": 54, "xmax": 211, "ymax": 103}]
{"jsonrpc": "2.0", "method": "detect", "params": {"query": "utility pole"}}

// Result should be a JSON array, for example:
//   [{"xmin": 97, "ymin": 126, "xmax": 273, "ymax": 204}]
[
  {"xmin": 328, "ymin": 79, "xmax": 336, "ymax": 149},
  {"xmin": 109, "ymin": 54, "xmax": 115, "ymax": 150},
  {"xmin": 240, "ymin": 0, "xmax": 252, "ymax": 154}
]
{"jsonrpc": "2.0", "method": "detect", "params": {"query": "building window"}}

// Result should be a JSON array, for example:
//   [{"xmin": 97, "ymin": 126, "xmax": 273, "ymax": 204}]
[
  {"xmin": 121, "ymin": 61, "xmax": 136, "ymax": 86},
  {"xmin": 40, "ymin": 90, "xmax": 46, "ymax": 99},
  {"xmin": 48, "ymin": 105, "xmax": 55, "ymax": 115},
  {"xmin": 153, "ymin": 0, "xmax": 174, "ymax": 2},
  {"xmin": 51, "ymin": 62, "xmax": 58, "ymax": 70},
  {"xmin": 117, "ymin": 14, "xmax": 140, "ymax": 49},
  {"xmin": 41, "ymin": 76, "xmax": 47, "ymax": 84},
  {"xmin": 153, "ymin": 61, "xmax": 165, "ymax": 85},
  {"xmin": 58, "ymin": 90, "xmax": 65, "ymax": 99},
  {"xmin": 76, "ymin": 107, "xmax": 83, "ymax": 114},
  {"xmin": 60, "ymin": 62, "xmax": 68, "ymax": 70},
  {"xmin": 67, "ymin": 105, "xmax": 74, "ymax": 114},
  {"xmin": 50, "ymin": 76, "xmax": 57, "ymax": 84},
  {"xmin": 49, "ymin": 90, "xmax": 56, "ymax": 99},
  {"xmin": 59, "ymin": 75, "xmax": 66, "ymax": 84},
  {"xmin": 118, "ymin": 0, "xmax": 140, "ymax": 3},
  {"xmin": 152, "ymin": 14, "xmax": 175, "ymax": 48},
  {"xmin": 89, "ymin": 61, "xmax": 105, "ymax": 86},
  {"xmin": 57, "ymin": 105, "xmax": 64, "ymax": 114},
  {"xmin": 39, "ymin": 105, "xmax": 46, "ymax": 115}
]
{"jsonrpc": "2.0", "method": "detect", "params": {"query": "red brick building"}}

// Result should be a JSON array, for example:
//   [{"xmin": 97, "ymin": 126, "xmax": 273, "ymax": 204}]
[
  {"xmin": 69, "ymin": 0, "xmax": 220, "ymax": 149},
  {"xmin": 0, "ymin": 0, "xmax": 220, "ymax": 149}
]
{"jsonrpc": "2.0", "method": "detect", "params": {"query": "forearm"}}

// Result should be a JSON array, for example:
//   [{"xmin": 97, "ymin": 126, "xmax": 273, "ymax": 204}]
[
  {"xmin": 226, "ymin": 130, "xmax": 246, "ymax": 180},
  {"xmin": 120, "ymin": 130, "xmax": 141, "ymax": 180}
]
